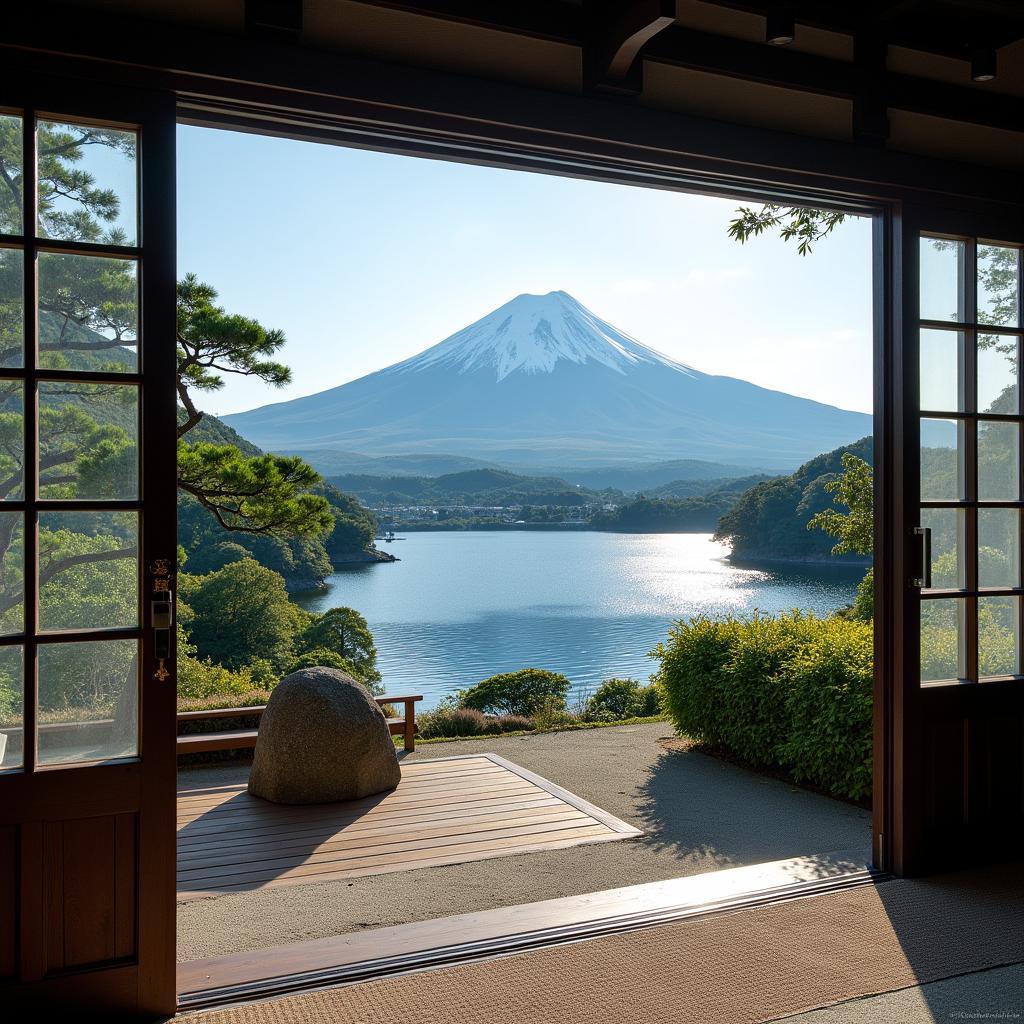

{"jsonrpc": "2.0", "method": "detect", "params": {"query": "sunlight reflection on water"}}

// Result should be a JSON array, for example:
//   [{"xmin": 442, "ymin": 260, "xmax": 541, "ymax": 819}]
[{"xmin": 296, "ymin": 531, "xmax": 862, "ymax": 708}]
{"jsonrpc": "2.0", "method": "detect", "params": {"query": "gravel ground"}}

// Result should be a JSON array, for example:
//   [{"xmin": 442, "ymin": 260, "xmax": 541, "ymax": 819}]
[{"xmin": 177, "ymin": 723, "xmax": 871, "ymax": 961}]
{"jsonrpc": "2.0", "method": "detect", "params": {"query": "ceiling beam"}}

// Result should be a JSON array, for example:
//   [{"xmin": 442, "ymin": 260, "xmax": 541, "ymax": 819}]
[
  {"xmin": 852, "ymin": 33, "xmax": 890, "ymax": 147},
  {"xmin": 585, "ymin": 0, "xmax": 677, "ymax": 93},
  {"xmin": 348, "ymin": 1, "xmax": 1022, "ymax": 133},
  {"xmin": 705, "ymin": 1, "xmax": 1024, "ymax": 57},
  {"xmin": 245, "ymin": 0, "xmax": 303, "ymax": 40},
  {"xmin": 645, "ymin": 25, "xmax": 1023, "ymax": 134},
  {"xmin": 348, "ymin": 0, "xmax": 583, "ymax": 44}
]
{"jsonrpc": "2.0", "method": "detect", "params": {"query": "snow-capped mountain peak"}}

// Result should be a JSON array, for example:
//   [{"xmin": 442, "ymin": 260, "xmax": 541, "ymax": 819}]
[
  {"xmin": 223, "ymin": 289, "xmax": 872, "ymax": 472},
  {"xmin": 391, "ymin": 290, "xmax": 693, "ymax": 382}
]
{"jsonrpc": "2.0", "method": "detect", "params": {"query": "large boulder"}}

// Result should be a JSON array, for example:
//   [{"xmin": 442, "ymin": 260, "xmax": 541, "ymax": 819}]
[{"xmin": 248, "ymin": 667, "xmax": 400, "ymax": 804}]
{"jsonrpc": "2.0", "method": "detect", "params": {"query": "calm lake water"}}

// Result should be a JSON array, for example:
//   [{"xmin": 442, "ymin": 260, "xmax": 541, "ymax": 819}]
[{"xmin": 295, "ymin": 531, "xmax": 862, "ymax": 710}]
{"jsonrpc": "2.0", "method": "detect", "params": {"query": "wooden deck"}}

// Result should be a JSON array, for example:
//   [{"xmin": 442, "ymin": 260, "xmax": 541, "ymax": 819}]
[{"xmin": 177, "ymin": 754, "xmax": 640, "ymax": 901}]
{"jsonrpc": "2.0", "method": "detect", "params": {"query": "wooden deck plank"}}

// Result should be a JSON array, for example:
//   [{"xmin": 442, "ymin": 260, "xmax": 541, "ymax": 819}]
[
  {"xmin": 177, "ymin": 801, "xmax": 573, "ymax": 862},
  {"xmin": 176, "ymin": 763, "xmax": 506, "ymax": 808},
  {"xmin": 177, "ymin": 827, "xmax": 626, "ymax": 901},
  {"xmin": 176, "ymin": 776, "xmax": 536, "ymax": 822},
  {"xmin": 176, "ymin": 788, "xmax": 559, "ymax": 840},
  {"xmin": 176, "ymin": 754, "xmax": 639, "ymax": 901},
  {"xmin": 177, "ymin": 815, "xmax": 597, "ymax": 884},
  {"xmin": 176, "ymin": 794, "xmax": 566, "ymax": 848},
  {"xmin": 178, "ymin": 809, "xmax": 593, "ymax": 875}
]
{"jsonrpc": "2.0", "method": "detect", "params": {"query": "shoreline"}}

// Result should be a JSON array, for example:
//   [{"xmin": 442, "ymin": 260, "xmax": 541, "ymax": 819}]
[
  {"xmin": 331, "ymin": 544, "xmax": 398, "ymax": 564},
  {"xmin": 371, "ymin": 526, "xmax": 870, "ymax": 570}
]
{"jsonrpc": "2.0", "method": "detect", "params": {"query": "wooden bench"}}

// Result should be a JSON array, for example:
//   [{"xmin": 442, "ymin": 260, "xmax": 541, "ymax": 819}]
[{"xmin": 176, "ymin": 694, "xmax": 423, "ymax": 756}]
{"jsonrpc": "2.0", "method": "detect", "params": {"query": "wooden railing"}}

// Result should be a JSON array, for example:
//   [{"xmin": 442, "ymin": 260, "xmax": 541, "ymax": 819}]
[{"xmin": 176, "ymin": 694, "xmax": 423, "ymax": 755}]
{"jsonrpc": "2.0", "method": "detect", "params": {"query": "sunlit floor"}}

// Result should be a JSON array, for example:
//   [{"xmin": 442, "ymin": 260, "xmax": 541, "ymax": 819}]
[
  {"xmin": 177, "ymin": 723, "xmax": 871, "ymax": 961},
  {"xmin": 177, "ymin": 753, "xmax": 638, "ymax": 901}
]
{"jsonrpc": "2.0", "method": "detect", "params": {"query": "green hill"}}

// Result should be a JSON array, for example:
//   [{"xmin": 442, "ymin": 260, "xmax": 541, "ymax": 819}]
[
  {"xmin": 326, "ymin": 468, "xmax": 615, "ymax": 507},
  {"xmin": 180, "ymin": 409, "xmax": 262, "ymax": 456},
  {"xmin": 714, "ymin": 437, "xmax": 873, "ymax": 562},
  {"xmin": 591, "ymin": 491, "xmax": 740, "ymax": 533}
]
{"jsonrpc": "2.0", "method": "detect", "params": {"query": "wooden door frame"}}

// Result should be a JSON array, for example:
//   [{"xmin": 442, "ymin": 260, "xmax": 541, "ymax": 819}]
[
  {"xmin": 3, "ymin": 11, "xmax": 1024, "ymax": 1014},
  {"xmin": 0, "ymin": 70, "xmax": 178, "ymax": 1015},
  {"xmin": 885, "ymin": 201, "xmax": 1024, "ymax": 876}
]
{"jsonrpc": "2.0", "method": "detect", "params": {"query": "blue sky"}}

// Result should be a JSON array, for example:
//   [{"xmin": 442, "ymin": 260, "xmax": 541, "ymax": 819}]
[{"xmin": 177, "ymin": 125, "xmax": 873, "ymax": 416}]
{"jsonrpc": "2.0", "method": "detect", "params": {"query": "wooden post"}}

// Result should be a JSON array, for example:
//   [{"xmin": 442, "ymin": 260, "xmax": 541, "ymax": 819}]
[{"xmin": 404, "ymin": 699, "xmax": 416, "ymax": 752}]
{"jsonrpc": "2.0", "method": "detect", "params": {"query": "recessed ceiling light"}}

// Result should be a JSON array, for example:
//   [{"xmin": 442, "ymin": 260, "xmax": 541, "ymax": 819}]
[
  {"xmin": 971, "ymin": 48, "xmax": 997, "ymax": 82},
  {"xmin": 766, "ymin": 7, "xmax": 795, "ymax": 46}
]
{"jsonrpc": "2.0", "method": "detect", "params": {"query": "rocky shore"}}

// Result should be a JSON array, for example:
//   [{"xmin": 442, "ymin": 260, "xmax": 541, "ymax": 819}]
[{"xmin": 331, "ymin": 545, "xmax": 398, "ymax": 564}]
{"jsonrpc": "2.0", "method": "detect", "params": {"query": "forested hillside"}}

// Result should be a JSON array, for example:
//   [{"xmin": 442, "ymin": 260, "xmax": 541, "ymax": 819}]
[
  {"xmin": 327, "ymin": 468, "xmax": 612, "ymax": 507},
  {"xmin": 179, "ymin": 438, "xmax": 379, "ymax": 589},
  {"xmin": 590, "ymin": 491, "xmax": 739, "ymax": 532},
  {"xmin": 714, "ymin": 437, "xmax": 873, "ymax": 562}
]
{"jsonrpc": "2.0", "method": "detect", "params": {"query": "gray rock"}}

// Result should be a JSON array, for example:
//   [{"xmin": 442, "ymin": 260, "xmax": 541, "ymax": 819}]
[{"xmin": 248, "ymin": 667, "xmax": 400, "ymax": 804}]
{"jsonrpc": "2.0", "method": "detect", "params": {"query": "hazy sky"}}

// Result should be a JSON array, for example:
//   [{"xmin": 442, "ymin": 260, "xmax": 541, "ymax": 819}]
[{"xmin": 177, "ymin": 125, "xmax": 873, "ymax": 417}]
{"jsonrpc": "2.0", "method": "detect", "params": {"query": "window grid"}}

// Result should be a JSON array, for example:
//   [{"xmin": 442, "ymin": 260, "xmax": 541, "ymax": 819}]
[
  {"xmin": 0, "ymin": 110, "xmax": 143, "ymax": 771},
  {"xmin": 920, "ymin": 234, "xmax": 1024, "ymax": 686}
]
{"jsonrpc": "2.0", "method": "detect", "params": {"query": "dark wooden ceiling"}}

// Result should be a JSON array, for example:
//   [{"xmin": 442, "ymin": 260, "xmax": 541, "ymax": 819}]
[
  {"xmin": 346, "ymin": 1, "xmax": 1022, "ymax": 136},
  {"xmin": 358, "ymin": 1, "xmax": 1024, "ymax": 58},
  {"xmin": 712, "ymin": 1, "xmax": 1024, "ymax": 57}
]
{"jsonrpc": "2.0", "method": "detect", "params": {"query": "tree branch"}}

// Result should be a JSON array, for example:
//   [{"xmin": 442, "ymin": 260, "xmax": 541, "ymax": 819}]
[{"xmin": 0, "ymin": 545, "xmax": 137, "ymax": 618}]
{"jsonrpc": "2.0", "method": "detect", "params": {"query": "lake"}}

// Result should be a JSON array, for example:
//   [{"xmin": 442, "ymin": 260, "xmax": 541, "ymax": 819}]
[{"xmin": 295, "ymin": 531, "xmax": 863, "ymax": 710}]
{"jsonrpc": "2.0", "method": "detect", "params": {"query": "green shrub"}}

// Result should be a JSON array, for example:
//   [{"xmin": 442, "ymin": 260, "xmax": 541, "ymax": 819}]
[
  {"xmin": 418, "ymin": 701, "xmax": 535, "ymax": 739},
  {"xmin": 654, "ymin": 611, "xmax": 873, "ymax": 801},
  {"xmin": 533, "ymin": 694, "xmax": 575, "ymax": 730},
  {"xmin": 583, "ymin": 678, "xmax": 661, "ymax": 721},
  {"xmin": 493, "ymin": 714, "xmax": 535, "ymax": 733},
  {"xmin": 284, "ymin": 647, "xmax": 382, "ymax": 693},
  {"xmin": 459, "ymin": 668, "xmax": 570, "ymax": 716},
  {"xmin": 177, "ymin": 654, "xmax": 259, "ymax": 700},
  {"xmin": 653, "ymin": 616, "xmax": 745, "ymax": 752},
  {"xmin": 177, "ymin": 689, "xmax": 272, "ymax": 715},
  {"xmin": 779, "ymin": 618, "xmax": 873, "ymax": 800},
  {"xmin": 419, "ymin": 706, "xmax": 491, "ymax": 738}
]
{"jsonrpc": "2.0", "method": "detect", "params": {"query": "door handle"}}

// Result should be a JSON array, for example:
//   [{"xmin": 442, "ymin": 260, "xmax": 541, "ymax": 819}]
[
  {"xmin": 912, "ymin": 527, "xmax": 931, "ymax": 589},
  {"xmin": 152, "ymin": 591, "xmax": 173, "ymax": 670}
]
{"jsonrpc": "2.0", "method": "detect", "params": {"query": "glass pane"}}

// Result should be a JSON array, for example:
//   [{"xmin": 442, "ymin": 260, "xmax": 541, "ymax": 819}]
[
  {"xmin": 37, "ymin": 120, "xmax": 137, "ymax": 245},
  {"xmin": 0, "ymin": 512, "xmax": 23, "ymax": 636},
  {"xmin": 0, "ymin": 380, "xmax": 23, "ymax": 500},
  {"xmin": 0, "ymin": 645, "xmax": 23, "ymax": 771},
  {"xmin": 38, "ymin": 639, "xmax": 138, "ymax": 765},
  {"xmin": 978, "ymin": 244, "xmax": 1020, "ymax": 328},
  {"xmin": 978, "ymin": 508, "xmax": 1020, "ymax": 589},
  {"xmin": 39, "ymin": 382, "xmax": 138, "ymax": 499},
  {"xmin": 0, "ymin": 114, "xmax": 23, "ymax": 235},
  {"xmin": 0, "ymin": 247, "xmax": 23, "ymax": 369},
  {"xmin": 921, "ymin": 598, "xmax": 965, "ymax": 683},
  {"xmin": 921, "ymin": 507, "xmax": 964, "ymax": 590},
  {"xmin": 979, "ymin": 596, "xmax": 1020, "ymax": 678},
  {"xmin": 38, "ymin": 511, "xmax": 138, "ymax": 632},
  {"xmin": 920, "ymin": 329, "xmax": 964, "ymax": 412},
  {"xmin": 921, "ymin": 418, "xmax": 965, "ymax": 501},
  {"xmin": 920, "ymin": 236, "xmax": 966, "ymax": 323},
  {"xmin": 38, "ymin": 252, "xmax": 138, "ymax": 372},
  {"xmin": 978, "ymin": 420, "xmax": 1019, "ymax": 501},
  {"xmin": 978, "ymin": 334, "xmax": 1019, "ymax": 415}
]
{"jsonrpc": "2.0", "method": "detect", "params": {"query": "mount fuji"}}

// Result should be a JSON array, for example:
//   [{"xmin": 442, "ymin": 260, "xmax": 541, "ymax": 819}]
[{"xmin": 223, "ymin": 291, "xmax": 871, "ymax": 471}]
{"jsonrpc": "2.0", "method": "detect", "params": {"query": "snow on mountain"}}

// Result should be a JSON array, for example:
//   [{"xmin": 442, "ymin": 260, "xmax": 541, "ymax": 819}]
[
  {"xmin": 223, "ymin": 291, "xmax": 872, "ymax": 471},
  {"xmin": 392, "ymin": 290, "xmax": 695, "ymax": 381}
]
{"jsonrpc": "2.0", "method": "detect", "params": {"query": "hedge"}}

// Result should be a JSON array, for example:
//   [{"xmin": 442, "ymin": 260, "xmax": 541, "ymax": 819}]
[{"xmin": 653, "ymin": 611, "xmax": 873, "ymax": 801}]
